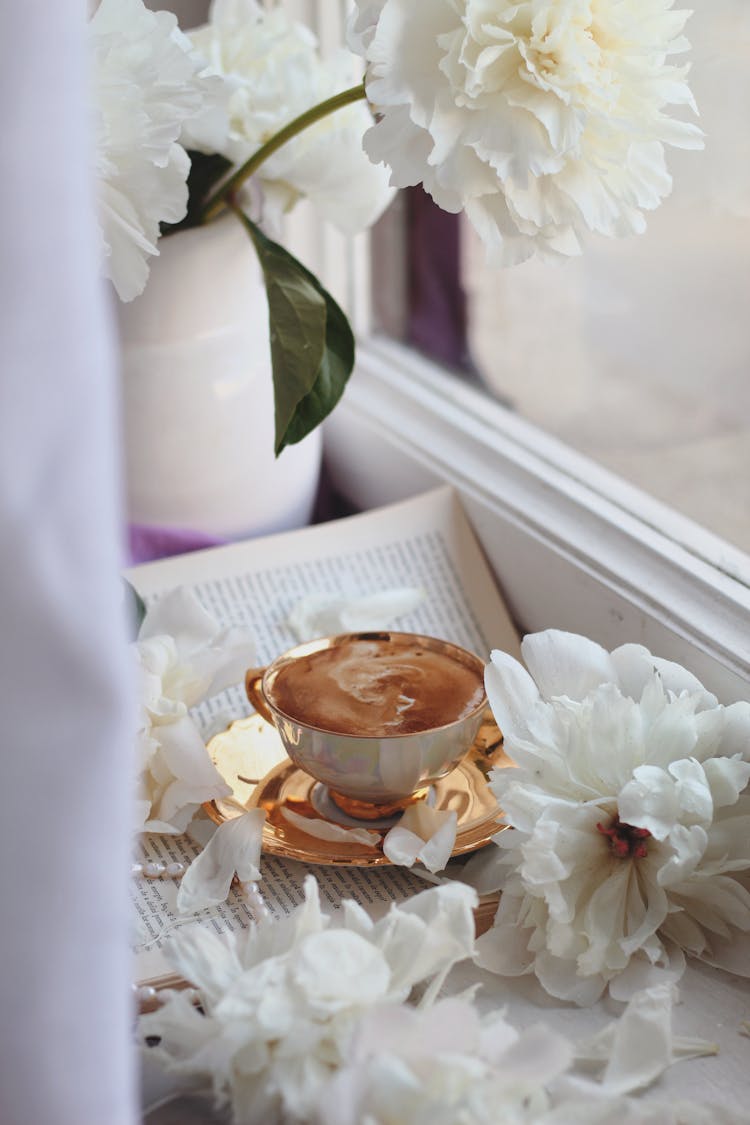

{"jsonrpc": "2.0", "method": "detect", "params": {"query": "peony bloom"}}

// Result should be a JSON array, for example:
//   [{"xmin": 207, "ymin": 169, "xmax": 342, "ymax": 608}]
[
  {"xmin": 134, "ymin": 587, "xmax": 255, "ymax": 834},
  {"xmin": 322, "ymin": 997, "xmax": 572, "ymax": 1125},
  {"xmin": 322, "ymin": 985, "xmax": 721, "ymax": 1125},
  {"xmin": 475, "ymin": 630, "xmax": 750, "ymax": 1004},
  {"xmin": 140, "ymin": 877, "xmax": 478, "ymax": 1122},
  {"xmin": 348, "ymin": 0, "xmax": 704, "ymax": 264},
  {"xmin": 187, "ymin": 0, "xmax": 394, "ymax": 234},
  {"xmin": 90, "ymin": 0, "xmax": 219, "ymax": 301}
]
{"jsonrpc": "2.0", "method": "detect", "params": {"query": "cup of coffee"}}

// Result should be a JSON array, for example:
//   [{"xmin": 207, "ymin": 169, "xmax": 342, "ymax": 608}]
[{"xmin": 245, "ymin": 631, "xmax": 487, "ymax": 818}]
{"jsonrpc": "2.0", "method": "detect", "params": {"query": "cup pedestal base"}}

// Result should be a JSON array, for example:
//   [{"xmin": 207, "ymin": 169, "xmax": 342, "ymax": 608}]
[
  {"xmin": 309, "ymin": 783, "xmax": 433, "ymax": 830},
  {"xmin": 327, "ymin": 787, "xmax": 430, "ymax": 821}
]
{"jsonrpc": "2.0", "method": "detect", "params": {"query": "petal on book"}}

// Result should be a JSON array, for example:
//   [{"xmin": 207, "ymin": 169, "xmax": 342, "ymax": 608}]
[
  {"xmin": 286, "ymin": 588, "xmax": 424, "ymax": 641},
  {"xmin": 176, "ymin": 809, "xmax": 266, "ymax": 914}
]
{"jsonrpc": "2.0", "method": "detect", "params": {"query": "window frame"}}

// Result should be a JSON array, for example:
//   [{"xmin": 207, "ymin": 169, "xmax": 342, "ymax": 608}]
[
  {"xmin": 323, "ymin": 335, "xmax": 750, "ymax": 703},
  {"xmin": 281, "ymin": 0, "xmax": 750, "ymax": 702}
]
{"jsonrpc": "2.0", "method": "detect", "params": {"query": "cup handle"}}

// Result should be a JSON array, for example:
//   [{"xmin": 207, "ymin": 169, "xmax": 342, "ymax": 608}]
[{"xmin": 245, "ymin": 667, "xmax": 274, "ymax": 725}]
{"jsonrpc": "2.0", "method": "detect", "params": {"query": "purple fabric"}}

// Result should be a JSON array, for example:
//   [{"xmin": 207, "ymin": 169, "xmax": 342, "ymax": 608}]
[
  {"xmin": 407, "ymin": 185, "xmax": 469, "ymax": 370},
  {"xmin": 128, "ymin": 522, "xmax": 228, "ymax": 565}
]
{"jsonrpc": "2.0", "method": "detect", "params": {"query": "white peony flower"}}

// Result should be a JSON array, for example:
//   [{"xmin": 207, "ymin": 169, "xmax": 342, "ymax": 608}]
[
  {"xmin": 140, "ymin": 876, "xmax": 478, "ymax": 1123},
  {"xmin": 134, "ymin": 587, "xmax": 256, "ymax": 834},
  {"xmin": 322, "ymin": 984, "xmax": 719, "ymax": 1125},
  {"xmin": 90, "ymin": 0, "xmax": 219, "ymax": 300},
  {"xmin": 186, "ymin": 0, "xmax": 394, "ymax": 233},
  {"xmin": 348, "ymin": 0, "xmax": 704, "ymax": 264},
  {"xmin": 322, "ymin": 997, "xmax": 571, "ymax": 1125},
  {"xmin": 475, "ymin": 630, "xmax": 750, "ymax": 1004}
]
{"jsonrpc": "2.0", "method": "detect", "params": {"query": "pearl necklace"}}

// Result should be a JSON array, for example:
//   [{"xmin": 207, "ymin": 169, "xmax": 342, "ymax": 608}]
[
  {"xmin": 132, "ymin": 859, "xmax": 186, "ymax": 879},
  {"xmin": 132, "ymin": 862, "xmax": 269, "ymax": 1008}
]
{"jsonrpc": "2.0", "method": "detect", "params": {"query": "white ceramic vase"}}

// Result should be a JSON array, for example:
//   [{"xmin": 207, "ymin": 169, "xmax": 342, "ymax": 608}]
[{"xmin": 118, "ymin": 216, "xmax": 323, "ymax": 540}]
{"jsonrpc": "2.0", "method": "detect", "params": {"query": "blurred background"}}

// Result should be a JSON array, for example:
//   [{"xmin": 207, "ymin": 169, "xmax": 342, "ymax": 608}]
[{"xmin": 151, "ymin": 0, "xmax": 750, "ymax": 554}]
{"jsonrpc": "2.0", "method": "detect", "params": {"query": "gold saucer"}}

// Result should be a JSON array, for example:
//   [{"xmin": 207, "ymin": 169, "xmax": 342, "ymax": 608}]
[{"xmin": 205, "ymin": 711, "xmax": 511, "ymax": 867}]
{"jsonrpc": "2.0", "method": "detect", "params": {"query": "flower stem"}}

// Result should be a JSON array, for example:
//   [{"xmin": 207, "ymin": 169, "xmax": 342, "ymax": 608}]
[{"xmin": 200, "ymin": 83, "xmax": 367, "ymax": 224}]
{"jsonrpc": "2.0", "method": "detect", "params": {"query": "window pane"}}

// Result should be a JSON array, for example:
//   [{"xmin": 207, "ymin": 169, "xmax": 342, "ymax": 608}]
[{"xmin": 377, "ymin": 6, "xmax": 750, "ymax": 555}]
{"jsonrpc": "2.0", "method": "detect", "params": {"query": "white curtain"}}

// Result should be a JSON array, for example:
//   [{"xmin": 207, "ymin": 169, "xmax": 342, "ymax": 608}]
[{"xmin": 0, "ymin": 2, "xmax": 136, "ymax": 1123}]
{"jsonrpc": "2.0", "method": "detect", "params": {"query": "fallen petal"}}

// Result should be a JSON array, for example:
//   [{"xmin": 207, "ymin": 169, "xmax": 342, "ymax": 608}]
[
  {"xmin": 281, "ymin": 807, "xmax": 380, "ymax": 848},
  {"xmin": 176, "ymin": 809, "xmax": 266, "ymax": 914},
  {"xmin": 576, "ymin": 984, "xmax": 717, "ymax": 1095},
  {"xmin": 382, "ymin": 804, "xmax": 457, "ymax": 873},
  {"xmin": 287, "ymin": 588, "xmax": 423, "ymax": 641}
]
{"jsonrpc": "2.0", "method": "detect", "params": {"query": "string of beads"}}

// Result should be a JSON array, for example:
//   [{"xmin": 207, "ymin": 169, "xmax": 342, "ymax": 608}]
[{"xmin": 132, "ymin": 862, "xmax": 270, "ymax": 1007}]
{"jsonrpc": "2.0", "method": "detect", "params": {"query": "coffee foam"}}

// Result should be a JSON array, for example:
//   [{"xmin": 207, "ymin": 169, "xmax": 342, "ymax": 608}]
[{"xmin": 269, "ymin": 638, "xmax": 485, "ymax": 737}]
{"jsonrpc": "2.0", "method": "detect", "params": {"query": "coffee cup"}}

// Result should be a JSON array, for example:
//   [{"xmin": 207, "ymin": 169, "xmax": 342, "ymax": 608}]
[{"xmin": 245, "ymin": 631, "xmax": 487, "ymax": 818}]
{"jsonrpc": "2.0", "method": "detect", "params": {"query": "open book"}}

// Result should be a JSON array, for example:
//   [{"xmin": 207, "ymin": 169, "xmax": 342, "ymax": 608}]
[{"xmin": 127, "ymin": 486, "xmax": 520, "ymax": 997}]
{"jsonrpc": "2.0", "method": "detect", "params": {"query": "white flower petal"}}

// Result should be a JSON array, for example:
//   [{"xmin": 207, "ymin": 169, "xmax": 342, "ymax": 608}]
[
  {"xmin": 138, "ymin": 586, "xmax": 217, "ymax": 647},
  {"xmin": 656, "ymin": 825, "xmax": 707, "ymax": 888},
  {"xmin": 607, "ymin": 944, "xmax": 686, "ymax": 1003},
  {"xmin": 143, "ymin": 876, "xmax": 480, "ymax": 1123},
  {"xmin": 485, "ymin": 647, "xmax": 541, "ymax": 745},
  {"xmin": 176, "ymin": 809, "xmax": 265, "ymax": 914},
  {"xmin": 286, "ymin": 588, "xmax": 424, "ymax": 641},
  {"xmin": 478, "ymin": 627, "xmax": 750, "ymax": 1001},
  {"xmin": 703, "ymin": 756, "xmax": 750, "ymax": 807},
  {"xmin": 668, "ymin": 759, "xmax": 715, "ymax": 824},
  {"xmin": 139, "ymin": 988, "xmax": 219, "ymax": 1059},
  {"xmin": 292, "ymin": 930, "xmax": 391, "ymax": 1013},
  {"xmin": 141, "ymin": 816, "xmax": 184, "ymax": 836},
  {"xmin": 496, "ymin": 1022, "xmax": 574, "ymax": 1087},
  {"xmin": 642, "ymin": 693, "xmax": 702, "ymax": 769},
  {"xmin": 132, "ymin": 587, "xmax": 255, "ymax": 833},
  {"xmin": 611, "ymin": 643, "xmax": 715, "ymax": 706},
  {"xmin": 186, "ymin": 1, "xmax": 394, "ymax": 234},
  {"xmin": 460, "ymin": 838, "xmax": 512, "ymax": 894},
  {"xmin": 578, "ymin": 984, "xmax": 717, "ymax": 1096},
  {"xmin": 380, "ymin": 825, "xmax": 423, "ymax": 869},
  {"xmin": 522, "ymin": 630, "xmax": 617, "ymax": 702},
  {"xmin": 281, "ymin": 807, "xmax": 380, "ymax": 848},
  {"xmin": 383, "ymin": 803, "xmax": 457, "ymax": 873},
  {"xmin": 145, "ymin": 715, "xmax": 232, "ymax": 830},
  {"xmin": 164, "ymin": 926, "xmax": 246, "ymax": 1007},
  {"xmin": 696, "ymin": 928, "xmax": 750, "ymax": 978},
  {"xmin": 535, "ymin": 950, "xmax": 607, "ymax": 1005},
  {"xmin": 350, "ymin": 0, "xmax": 702, "ymax": 261},
  {"xmin": 720, "ymin": 701, "xmax": 750, "ymax": 759},
  {"xmin": 618, "ymin": 766, "xmax": 680, "ymax": 840},
  {"xmin": 373, "ymin": 881, "xmax": 477, "ymax": 995},
  {"xmin": 674, "ymin": 874, "xmax": 750, "ymax": 936},
  {"xmin": 91, "ymin": 0, "xmax": 216, "ymax": 300},
  {"xmin": 474, "ymin": 876, "xmax": 541, "ymax": 977}
]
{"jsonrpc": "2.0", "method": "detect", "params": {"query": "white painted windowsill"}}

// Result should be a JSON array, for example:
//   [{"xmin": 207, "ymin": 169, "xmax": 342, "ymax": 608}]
[{"xmin": 324, "ymin": 336, "xmax": 750, "ymax": 703}]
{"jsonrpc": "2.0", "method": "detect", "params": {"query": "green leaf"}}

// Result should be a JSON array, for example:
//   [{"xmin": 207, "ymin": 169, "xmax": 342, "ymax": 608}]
[
  {"xmin": 161, "ymin": 151, "xmax": 234, "ymax": 237},
  {"xmin": 234, "ymin": 211, "xmax": 355, "ymax": 455},
  {"xmin": 123, "ymin": 578, "xmax": 147, "ymax": 639}
]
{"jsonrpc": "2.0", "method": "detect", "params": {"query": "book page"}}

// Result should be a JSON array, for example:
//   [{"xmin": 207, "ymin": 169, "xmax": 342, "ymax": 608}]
[
  {"xmin": 133, "ymin": 834, "xmax": 430, "ymax": 990},
  {"xmin": 129, "ymin": 486, "xmax": 520, "ymax": 740},
  {"xmin": 128, "ymin": 487, "xmax": 516, "ymax": 990},
  {"xmin": 128, "ymin": 487, "xmax": 519, "ymax": 656}
]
